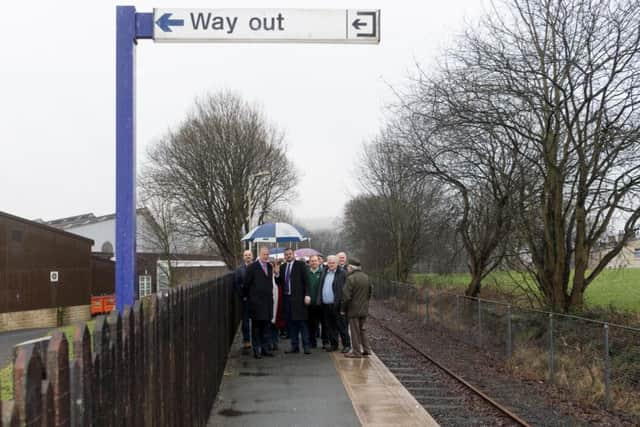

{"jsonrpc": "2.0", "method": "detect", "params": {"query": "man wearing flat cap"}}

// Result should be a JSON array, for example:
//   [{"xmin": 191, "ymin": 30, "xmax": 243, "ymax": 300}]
[{"xmin": 340, "ymin": 257, "xmax": 373, "ymax": 358}]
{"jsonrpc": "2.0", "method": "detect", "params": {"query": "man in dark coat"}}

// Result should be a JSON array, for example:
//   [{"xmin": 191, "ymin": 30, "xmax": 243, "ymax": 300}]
[
  {"xmin": 318, "ymin": 255, "xmax": 351, "ymax": 353},
  {"xmin": 243, "ymin": 246, "xmax": 275, "ymax": 359},
  {"xmin": 234, "ymin": 249, "xmax": 254, "ymax": 349},
  {"xmin": 276, "ymin": 247, "xmax": 312, "ymax": 354}
]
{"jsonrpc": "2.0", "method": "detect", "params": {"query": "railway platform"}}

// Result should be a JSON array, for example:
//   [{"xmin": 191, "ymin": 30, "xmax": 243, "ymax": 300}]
[{"xmin": 208, "ymin": 334, "xmax": 438, "ymax": 426}]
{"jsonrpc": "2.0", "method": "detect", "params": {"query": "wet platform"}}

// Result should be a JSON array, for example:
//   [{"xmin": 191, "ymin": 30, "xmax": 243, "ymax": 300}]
[{"xmin": 208, "ymin": 334, "xmax": 438, "ymax": 426}]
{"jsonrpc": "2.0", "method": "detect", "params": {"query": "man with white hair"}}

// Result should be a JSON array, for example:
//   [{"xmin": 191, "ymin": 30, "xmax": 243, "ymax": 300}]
[
  {"xmin": 243, "ymin": 246, "xmax": 275, "ymax": 358},
  {"xmin": 319, "ymin": 255, "xmax": 351, "ymax": 353},
  {"xmin": 337, "ymin": 252, "xmax": 348, "ymax": 273}
]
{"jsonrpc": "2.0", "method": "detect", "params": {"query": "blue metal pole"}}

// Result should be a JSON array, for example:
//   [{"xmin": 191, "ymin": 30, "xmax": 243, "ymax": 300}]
[{"xmin": 116, "ymin": 6, "xmax": 137, "ymax": 312}]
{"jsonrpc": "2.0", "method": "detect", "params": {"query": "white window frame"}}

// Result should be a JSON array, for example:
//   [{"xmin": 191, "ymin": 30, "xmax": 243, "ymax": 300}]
[{"xmin": 139, "ymin": 275, "xmax": 153, "ymax": 298}]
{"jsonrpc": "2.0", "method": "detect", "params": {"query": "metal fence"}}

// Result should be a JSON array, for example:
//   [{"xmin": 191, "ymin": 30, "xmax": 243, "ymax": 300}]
[
  {"xmin": 0, "ymin": 273, "xmax": 239, "ymax": 426},
  {"xmin": 373, "ymin": 278, "xmax": 640, "ymax": 419}
]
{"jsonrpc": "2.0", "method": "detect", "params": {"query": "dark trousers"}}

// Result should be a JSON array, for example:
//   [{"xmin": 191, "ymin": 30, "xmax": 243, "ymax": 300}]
[
  {"xmin": 241, "ymin": 299, "xmax": 251, "ymax": 343},
  {"xmin": 307, "ymin": 305, "xmax": 323, "ymax": 348},
  {"xmin": 323, "ymin": 304, "xmax": 339, "ymax": 348},
  {"xmin": 251, "ymin": 319, "xmax": 270, "ymax": 355},
  {"xmin": 284, "ymin": 295, "xmax": 310, "ymax": 351},
  {"xmin": 337, "ymin": 312, "xmax": 351, "ymax": 348},
  {"xmin": 268, "ymin": 323, "xmax": 279, "ymax": 350},
  {"xmin": 323, "ymin": 304, "xmax": 351, "ymax": 349}
]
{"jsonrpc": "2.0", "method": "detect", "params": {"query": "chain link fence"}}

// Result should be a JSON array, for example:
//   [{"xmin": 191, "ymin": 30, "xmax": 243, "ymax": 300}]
[{"xmin": 372, "ymin": 278, "xmax": 640, "ymax": 419}]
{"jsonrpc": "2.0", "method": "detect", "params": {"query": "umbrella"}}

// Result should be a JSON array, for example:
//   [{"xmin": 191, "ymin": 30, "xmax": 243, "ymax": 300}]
[
  {"xmin": 241, "ymin": 222, "xmax": 306, "ymax": 243},
  {"xmin": 295, "ymin": 248, "xmax": 320, "ymax": 258}
]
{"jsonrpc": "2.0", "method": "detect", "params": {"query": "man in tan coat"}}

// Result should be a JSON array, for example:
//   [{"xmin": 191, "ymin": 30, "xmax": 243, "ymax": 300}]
[{"xmin": 340, "ymin": 257, "xmax": 373, "ymax": 358}]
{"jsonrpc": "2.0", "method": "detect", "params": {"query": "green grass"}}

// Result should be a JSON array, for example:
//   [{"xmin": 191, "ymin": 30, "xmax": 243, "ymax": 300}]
[
  {"xmin": 0, "ymin": 363, "xmax": 12, "ymax": 401},
  {"xmin": 48, "ymin": 320, "xmax": 95, "ymax": 360},
  {"xmin": 413, "ymin": 269, "xmax": 640, "ymax": 312},
  {"xmin": 0, "ymin": 319, "xmax": 96, "ymax": 402}
]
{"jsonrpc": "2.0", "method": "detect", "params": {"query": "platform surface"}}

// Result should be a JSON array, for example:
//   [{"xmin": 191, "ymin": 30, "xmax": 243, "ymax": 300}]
[
  {"xmin": 332, "ymin": 352, "xmax": 439, "ymax": 427},
  {"xmin": 208, "ymin": 338, "xmax": 361, "ymax": 427},
  {"xmin": 209, "ymin": 334, "xmax": 438, "ymax": 426}
]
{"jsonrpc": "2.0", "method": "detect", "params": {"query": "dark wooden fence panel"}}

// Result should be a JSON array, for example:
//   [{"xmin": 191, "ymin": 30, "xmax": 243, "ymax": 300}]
[{"xmin": 1, "ymin": 274, "xmax": 239, "ymax": 427}]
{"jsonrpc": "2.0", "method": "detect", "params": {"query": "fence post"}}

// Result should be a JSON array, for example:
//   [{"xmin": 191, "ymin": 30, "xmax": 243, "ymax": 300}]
[
  {"xmin": 456, "ymin": 295, "xmax": 460, "ymax": 333},
  {"xmin": 548, "ymin": 313, "xmax": 554, "ymax": 383},
  {"xmin": 423, "ymin": 289, "xmax": 429, "ymax": 325},
  {"xmin": 477, "ymin": 298, "xmax": 482, "ymax": 346},
  {"xmin": 603, "ymin": 323, "xmax": 611, "ymax": 408},
  {"xmin": 506, "ymin": 305, "xmax": 512, "ymax": 358}
]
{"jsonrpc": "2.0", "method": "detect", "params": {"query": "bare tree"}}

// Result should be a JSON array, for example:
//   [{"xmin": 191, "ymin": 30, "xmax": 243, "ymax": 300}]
[
  {"xmin": 421, "ymin": 0, "xmax": 640, "ymax": 310},
  {"xmin": 143, "ymin": 91, "xmax": 298, "ymax": 269},
  {"xmin": 394, "ymin": 93, "xmax": 522, "ymax": 296},
  {"xmin": 309, "ymin": 225, "xmax": 346, "ymax": 257},
  {"xmin": 345, "ymin": 128, "xmax": 450, "ymax": 281}
]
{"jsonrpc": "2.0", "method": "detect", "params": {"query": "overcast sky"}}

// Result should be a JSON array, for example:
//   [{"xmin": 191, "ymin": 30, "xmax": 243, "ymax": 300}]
[{"xmin": 0, "ymin": 0, "xmax": 487, "ymax": 229}]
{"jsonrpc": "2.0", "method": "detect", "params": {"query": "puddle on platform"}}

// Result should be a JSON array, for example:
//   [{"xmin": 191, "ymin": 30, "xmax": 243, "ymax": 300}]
[
  {"xmin": 239, "ymin": 371, "xmax": 270, "ymax": 377},
  {"xmin": 218, "ymin": 408, "xmax": 256, "ymax": 417}
]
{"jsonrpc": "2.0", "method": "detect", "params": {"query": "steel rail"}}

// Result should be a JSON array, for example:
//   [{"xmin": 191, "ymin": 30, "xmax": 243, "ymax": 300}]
[{"xmin": 370, "ymin": 314, "xmax": 532, "ymax": 427}]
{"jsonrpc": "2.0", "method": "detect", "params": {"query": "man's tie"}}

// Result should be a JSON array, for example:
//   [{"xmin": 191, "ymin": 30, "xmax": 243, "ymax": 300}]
[
  {"xmin": 261, "ymin": 261, "xmax": 267, "ymax": 276},
  {"xmin": 285, "ymin": 262, "xmax": 292, "ymax": 294}
]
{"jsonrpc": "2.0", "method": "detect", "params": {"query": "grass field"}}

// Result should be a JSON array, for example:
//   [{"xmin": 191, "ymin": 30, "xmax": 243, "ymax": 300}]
[{"xmin": 413, "ymin": 269, "xmax": 640, "ymax": 312}]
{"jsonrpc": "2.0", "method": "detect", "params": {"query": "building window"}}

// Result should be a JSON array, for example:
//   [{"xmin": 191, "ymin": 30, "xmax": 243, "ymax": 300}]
[
  {"xmin": 139, "ymin": 275, "xmax": 152, "ymax": 298},
  {"xmin": 634, "ymin": 248, "xmax": 640, "ymax": 258}
]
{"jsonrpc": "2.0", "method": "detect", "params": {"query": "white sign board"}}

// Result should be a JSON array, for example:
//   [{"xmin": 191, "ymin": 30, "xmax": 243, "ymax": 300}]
[
  {"xmin": 50, "ymin": 271, "xmax": 59, "ymax": 283},
  {"xmin": 153, "ymin": 9, "xmax": 380, "ymax": 44}
]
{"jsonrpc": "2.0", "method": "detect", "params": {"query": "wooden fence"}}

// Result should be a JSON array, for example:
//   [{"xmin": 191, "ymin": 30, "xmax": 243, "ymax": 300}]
[{"xmin": 0, "ymin": 273, "xmax": 239, "ymax": 426}]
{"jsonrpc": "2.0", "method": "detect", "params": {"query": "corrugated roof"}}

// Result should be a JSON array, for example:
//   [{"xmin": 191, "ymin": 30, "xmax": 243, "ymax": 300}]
[{"xmin": 0, "ymin": 210, "xmax": 94, "ymax": 243}]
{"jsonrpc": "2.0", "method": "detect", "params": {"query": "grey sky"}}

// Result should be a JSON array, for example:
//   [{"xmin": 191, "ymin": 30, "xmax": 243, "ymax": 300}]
[{"xmin": 0, "ymin": 0, "xmax": 486, "ymax": 229}]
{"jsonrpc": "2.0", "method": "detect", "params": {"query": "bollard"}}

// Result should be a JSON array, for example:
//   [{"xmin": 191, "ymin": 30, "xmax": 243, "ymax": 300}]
[
  {"xmin": 548, "ymin": 313, "xmax": 554, "ymax": 383},
  {"xmin": 603, "ymin": 323, "xmax": 611, "ymax": 408},
  {"xmin": 506, "ymin": 305, "xmax": 512, "ymax": 358}
]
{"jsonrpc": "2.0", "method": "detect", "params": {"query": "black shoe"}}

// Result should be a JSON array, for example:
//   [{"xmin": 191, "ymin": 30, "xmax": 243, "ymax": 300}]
[
  {"xmin": 262, "ymin": 351, "xmax": 275, "ymax": 357},
  {"xmin": 341, "ymin": 346, "xmax": 351, "ymax": 354},
  {"xmin": 254, "ymin": 353, "xmax": 263, "ymax": 359},
  {"xmin": 304, "ymin": 349, "xmax": 311, "ymax": 355},
  {"xmin": 285, "ymin": 348, "xmax": 300, "ymax": 354},
  {"xmin": 272, "ymin": 343, "xmax": 279, "ymax": 351},
  {"xmin": 325, "ymin": 346, "xmax": 338, "ymax": 352}
]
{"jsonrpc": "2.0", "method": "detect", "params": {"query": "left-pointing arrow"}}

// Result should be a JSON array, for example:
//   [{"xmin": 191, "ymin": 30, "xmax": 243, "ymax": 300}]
[
  {"xmin": 352, "ymin": 18, "xmax": 368, "ymax": 30},
  {"xmin": 156, "ymin": 13, "xmax": 184, "ymax": 32}
]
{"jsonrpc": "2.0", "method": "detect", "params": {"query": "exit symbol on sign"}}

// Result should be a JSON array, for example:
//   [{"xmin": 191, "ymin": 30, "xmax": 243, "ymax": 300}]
[{"xmin": 352, "ymin": 11, "xmax": 377, "ymax": 37}]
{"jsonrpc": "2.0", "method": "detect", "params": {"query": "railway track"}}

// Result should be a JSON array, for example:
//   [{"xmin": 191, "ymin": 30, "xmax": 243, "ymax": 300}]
[{"xmin": 369, "ymin": 314, "xmax": 531, "ymax": 427}]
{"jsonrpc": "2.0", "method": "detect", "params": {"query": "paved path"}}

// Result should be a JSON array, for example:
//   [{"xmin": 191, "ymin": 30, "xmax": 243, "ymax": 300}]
[
  {"xmin": 208, "ymin": 336, "xmax": 360, "ymax": 427},
  {"xmin": 209, "ymin": 332, "xmax": 439, "ymax": 426},
  {"xmin": 0, "ymin": 328, "xmax": 50, "ymax": 366}
]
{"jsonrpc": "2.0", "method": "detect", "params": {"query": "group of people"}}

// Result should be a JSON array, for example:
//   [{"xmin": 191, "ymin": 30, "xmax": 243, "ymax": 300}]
[{"xmin": 234, "ymin": 247, "xmax": 373, "ymax": 360}]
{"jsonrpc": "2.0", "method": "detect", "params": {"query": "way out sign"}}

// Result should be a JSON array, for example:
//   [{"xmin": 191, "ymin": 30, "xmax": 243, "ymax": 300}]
[
  {"xmin": 115, "ymin": 6, "xmax": 380, "ymax": 312},
  {"xmin": 153, "ymin": 9, "xmax": 380, "ymax": 43}
]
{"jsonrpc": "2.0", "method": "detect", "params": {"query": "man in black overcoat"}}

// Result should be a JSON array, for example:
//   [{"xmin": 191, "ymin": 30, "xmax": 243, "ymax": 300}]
[
  {"xmin": 276, "ymin": 247, "xmax": 312, "ymax": 354},
  {"xmin": 234, "ymin": 249, "xmax": 254, "ymax": 349},
  {"xmin": 243, "ymin": 246, "xmax": 275, "ymax": 359}
]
